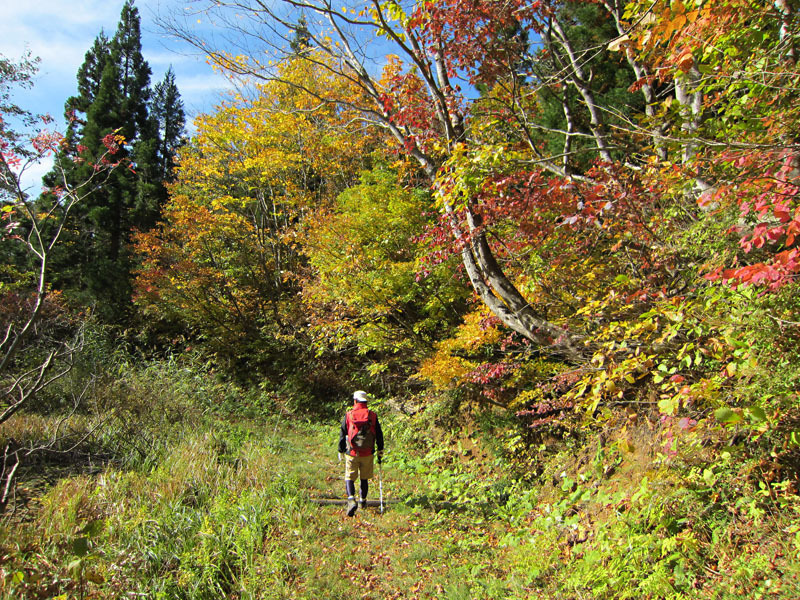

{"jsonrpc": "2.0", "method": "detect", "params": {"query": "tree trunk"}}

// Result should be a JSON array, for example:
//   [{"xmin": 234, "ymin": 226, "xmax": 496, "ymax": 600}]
[{"xmin": 435, "ymin": 188, "xmax": 585, "ymax": 361}]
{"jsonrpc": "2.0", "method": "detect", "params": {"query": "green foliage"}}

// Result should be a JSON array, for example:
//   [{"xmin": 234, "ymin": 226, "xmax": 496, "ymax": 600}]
[
  {"xmin": 303, "ymin": 165, "xmax": 468, "ymax": 359},
  {"xmin": 41, "ymin": 1, "xmax": 185, "ymax": 323},
  {"xmin": 4, "ymin": 372, "xmax": 800, "ymax": 599},
  {"xmin": 298, "ymin": 164, "xmax": 470, "ymax": 400},
  {"xmin": 531, "ymin": 2, "xmax": 645, "ymax": 169},
  {"xmin": 498, "ymin": 432, "xmax": 800, "ymax": 599}
]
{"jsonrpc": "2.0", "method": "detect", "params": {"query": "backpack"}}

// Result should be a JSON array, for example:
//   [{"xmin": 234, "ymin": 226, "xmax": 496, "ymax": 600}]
[{"xmin": 347, "ymin": 407, "xmax": 376, "ymax": 455}]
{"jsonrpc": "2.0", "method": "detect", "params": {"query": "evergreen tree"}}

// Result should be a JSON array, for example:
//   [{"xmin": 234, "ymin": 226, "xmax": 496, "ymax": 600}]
[
  {"xmin": 151, "ymin": 67, "xmax": 186, "ymax": 185},
  {"xmin": 133, "ymin": 67, "xmax": 185, "ymax": 231},
  {"xmin": 290, "ymin": 15, "xmax": 312, "ymax": 55},
  {"xmin": 64, "ymin": 32, "xmax": 111, "ymax": 132},
  {"xmin": 40, "ymin": 33, "xmax": 113, "ymax": 300},
  {"xmin": 42, "ymin": 0, "xmax": 184, "ymax": 322},
  {"xmin": 533, "ymin": 2, "xmax": 645, "ymax": 171}
]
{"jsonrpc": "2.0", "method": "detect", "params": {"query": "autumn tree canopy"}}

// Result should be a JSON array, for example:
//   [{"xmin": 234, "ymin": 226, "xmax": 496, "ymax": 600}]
[
  {"xmin": 157, "ymin": 0, "xmax": 733, "ymax": 359},
  {"xmin": 133, "ymin": 53, "xmax": 379, "ymax": 376},
  {"xmin": 149, "ymin": 0, "xmax": 800, "ymax": 411}
]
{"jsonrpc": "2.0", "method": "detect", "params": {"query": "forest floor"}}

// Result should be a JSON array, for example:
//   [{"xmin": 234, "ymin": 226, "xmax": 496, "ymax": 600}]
[
  {"xmin": 217, "ymin": 419, "xmax": 543, "ymax": 600},
  {"xmin": 1, "ymin": 417, "xmax": 546, "ymax": 599},
  {"xmin": 3, "ymin": 412, "xmax": 800, "ymax": 599}
]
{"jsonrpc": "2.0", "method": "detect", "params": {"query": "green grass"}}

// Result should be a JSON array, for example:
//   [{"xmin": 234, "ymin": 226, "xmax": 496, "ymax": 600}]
[
  {"xmin": 1, "ymin": 418, "xmax": 521, "ymax": 599},
  {"xmin": 3, "ymin": 406, "xmax": 800, "ymax": 599}
]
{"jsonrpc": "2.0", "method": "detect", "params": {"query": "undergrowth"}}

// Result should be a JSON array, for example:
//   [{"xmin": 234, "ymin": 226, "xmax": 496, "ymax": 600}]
[{"xmin": 2, "ymin": 364, "xmax": 800, "ymax": 598}]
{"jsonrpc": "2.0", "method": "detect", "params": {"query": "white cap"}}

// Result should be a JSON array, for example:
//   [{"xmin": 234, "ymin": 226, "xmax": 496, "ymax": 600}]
[{"xmin": 353, "ymin": 390, "xmax": 368, "ymax": 403}]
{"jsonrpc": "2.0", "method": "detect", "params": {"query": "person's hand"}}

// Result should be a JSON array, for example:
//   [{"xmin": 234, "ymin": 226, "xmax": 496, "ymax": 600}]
[{"xmin": 377, "ymin": 451, "xmax": 383, "ymax": 465}]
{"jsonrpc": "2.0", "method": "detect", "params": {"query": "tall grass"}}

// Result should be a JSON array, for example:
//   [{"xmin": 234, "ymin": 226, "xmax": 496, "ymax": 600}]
[
  {"xmin": 3, "ymin": 361, "xmax": 800, "ymax": 599},
  {"xmin": 4, "ymin": 421, "xmax": 311, "ymax": 599}
]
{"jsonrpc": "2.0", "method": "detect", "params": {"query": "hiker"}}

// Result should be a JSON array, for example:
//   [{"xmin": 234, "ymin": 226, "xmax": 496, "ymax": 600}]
[{"xmin": 338, "ymin": 390, "xmax": 384, "ymax": 517}]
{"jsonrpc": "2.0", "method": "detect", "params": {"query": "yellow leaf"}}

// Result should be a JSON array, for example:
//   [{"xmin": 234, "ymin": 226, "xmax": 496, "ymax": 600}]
[
  {"xmin": 671, "ymin": 14, "xmax": 687, "ymax": 31},
  {"xmin": 618, "ymin": 438, "xmax": 634, "ymax": 453}
]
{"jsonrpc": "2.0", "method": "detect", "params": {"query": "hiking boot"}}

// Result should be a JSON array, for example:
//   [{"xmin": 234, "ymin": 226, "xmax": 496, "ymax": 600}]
[
  {"xmin": 346, "ymin": 497, "xmax": 358, "ymax": 517},
  {"xmin": 360, "ymin": 499, "xmax": 368, "ymax": 509}
]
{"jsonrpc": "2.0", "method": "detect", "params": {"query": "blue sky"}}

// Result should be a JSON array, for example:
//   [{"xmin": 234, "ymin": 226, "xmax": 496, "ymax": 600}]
[{"xmin": 0, "ymin": 0, "xmax": 233, "ymax": 190}]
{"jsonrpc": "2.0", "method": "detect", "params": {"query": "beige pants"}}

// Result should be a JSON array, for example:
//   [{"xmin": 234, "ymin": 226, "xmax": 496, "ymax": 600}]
[{"xmin": 344, "ymin": 453, "xmax": 374, "ymax": 480}]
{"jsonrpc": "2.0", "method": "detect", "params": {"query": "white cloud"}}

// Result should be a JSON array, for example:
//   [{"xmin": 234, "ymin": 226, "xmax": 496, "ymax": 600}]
[
  {"xmin": 0, "ymin": 1, "xmax": 120, "ymax": 72},
  {"xmin": 1, "ymin": 1, "xmax": 232, "ymax": 124},
  {"xmin": 0, "ymin": 0, "xmax": 118, "ymax": 27},
  {"xmin": 1, "ymin": 1, "xmax": 124, "ymax": 126},
  {"xmin": 142, "ymin": 47, "xmax": 196, "ymax": 69},
  {"xmin": 168, "ymin": 70, "xmax": 237, "ymax": 135}
]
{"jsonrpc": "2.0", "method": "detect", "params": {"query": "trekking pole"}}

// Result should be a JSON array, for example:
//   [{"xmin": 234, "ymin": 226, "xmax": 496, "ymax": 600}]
[{"xmin": 379, "ymin": 459, "xmax": 384, "ymax": 514}]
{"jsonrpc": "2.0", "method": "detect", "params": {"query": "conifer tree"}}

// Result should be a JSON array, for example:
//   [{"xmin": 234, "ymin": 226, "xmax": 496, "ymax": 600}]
[
  {"xmin": 134, "ymin": 67, "xmax": 186, "ymax": 231},
  {"xmin": 43, "ymin": 0, "xmax": 183, "ymax": 322},
  {"xmin": 289, "ymin": 15, "xmax": 312, "ymax": 55},
  {"xmin": 151, "ymin": 67, "xmax": 186, "ymax": 185},
  {"xmin": 64, "ymin": 32, "xmax": 111, "ymax": 134}
]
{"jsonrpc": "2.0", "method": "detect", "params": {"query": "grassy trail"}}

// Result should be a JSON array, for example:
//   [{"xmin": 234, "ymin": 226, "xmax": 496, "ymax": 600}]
[
  {"xmin": 6, "ymin": 413, "xmax": 800, "ymax": 599},
  {"xmin": 265, "ymin": 421, "xmax": 526, "ymax": 600},
  {"xmin": 2, "ymin": 417, "xmax": 534, "ymax": 600}
]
